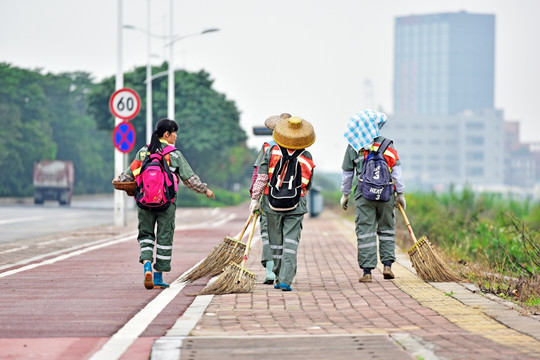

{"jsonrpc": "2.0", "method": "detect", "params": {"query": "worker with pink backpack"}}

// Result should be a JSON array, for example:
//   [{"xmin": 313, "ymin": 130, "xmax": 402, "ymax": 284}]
[{"xmin": 115, "ymin": 118, "xmax": 215, "ymax": 289}]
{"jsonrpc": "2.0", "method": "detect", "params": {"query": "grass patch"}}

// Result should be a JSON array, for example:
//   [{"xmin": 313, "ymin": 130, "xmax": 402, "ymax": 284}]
[
  {"xmin": 323, "ymin": 188, "xmax": 540, "ymax": 315},
  {"xmin": 176, "ymin": 186, "xmax": 246, "ymax": 207}
]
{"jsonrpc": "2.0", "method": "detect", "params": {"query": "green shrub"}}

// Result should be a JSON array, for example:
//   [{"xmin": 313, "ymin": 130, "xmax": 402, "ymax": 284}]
[
  {"xmin": 328, "ymin": 184, "xmax": 540, "ymax": 312},
  {"xmin": 176, "ymin": 186, "xmax": 246, "ymax": 208},
  {"xmin": 404, "ymin": 188, "xmax": 539, "ymax": 276}
]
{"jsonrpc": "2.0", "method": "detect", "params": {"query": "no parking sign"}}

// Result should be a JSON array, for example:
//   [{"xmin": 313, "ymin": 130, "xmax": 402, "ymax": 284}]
[{"xmin": 113, "ymin": 122, "xmax": 136, "ymax": 153}]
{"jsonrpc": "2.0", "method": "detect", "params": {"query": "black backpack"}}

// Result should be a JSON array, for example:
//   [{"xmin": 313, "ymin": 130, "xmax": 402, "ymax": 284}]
[
  {"xmin": 268, "ymin": 146, "xmax": 304, "ymax": 211},
  {"xmin": 358, "ymin": 138, "xmax": 394, "ymax": 202}
]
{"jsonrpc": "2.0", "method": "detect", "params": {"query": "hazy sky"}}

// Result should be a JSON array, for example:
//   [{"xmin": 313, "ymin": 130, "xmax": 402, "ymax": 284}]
[{"xmin": 1, "ymin": 0, "xmax": 539, "ymax": 172}]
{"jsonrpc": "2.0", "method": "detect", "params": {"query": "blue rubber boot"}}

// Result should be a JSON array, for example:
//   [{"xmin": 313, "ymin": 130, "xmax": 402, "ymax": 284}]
[
  {"xmin": 263, "ymin": 261, "xmax": 276, "ymax": 285},
  {"xmin": 280, "ymin": 283, "xmax": 292, "ymax": 292},
  {"xmin": 144, "ymin": 262, "xmax": 153, "ymax": 290},
  {"xmin": 274, "ymin": 282, "xmax": 280, "ymax": 289},
  {"xmin": 153, "ymin": 272, "xmax": 169, "ymax": 289}
]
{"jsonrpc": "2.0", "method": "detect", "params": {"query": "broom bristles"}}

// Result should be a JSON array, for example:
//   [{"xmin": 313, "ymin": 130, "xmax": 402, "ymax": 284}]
[
  {"xmin": 197, "ymin": 262, "xmax": 256, "ymax": 295},
  {"xmin": 179, "ymin": 237, "xmax": 246, "ymax": 283},
  {"xmin": 408, "ymin": 236, "xmax": 462, "ymax": 282}
]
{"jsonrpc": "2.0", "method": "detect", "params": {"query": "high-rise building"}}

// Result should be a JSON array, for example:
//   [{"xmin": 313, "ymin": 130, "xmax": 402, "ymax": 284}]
[
  {"xmin": 383, "ymin": 11, "xmax": 505, "ymax": 191},
  {"xmin": 393, "ymin": 11, "xmax": 495, "ymax": 116}
]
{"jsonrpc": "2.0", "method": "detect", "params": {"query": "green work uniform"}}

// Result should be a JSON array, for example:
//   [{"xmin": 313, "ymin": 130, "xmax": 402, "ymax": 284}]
[
  {"xmin": 259, "ymin": 207, "xmax": 272, "ymax": 267},
  {"xmin": 342, "ymin": 136, "xmax": 401, "ymax": 270},
  {"xmin": 258, "ymin": 148, "xmax": 313, "ymax": 286},
  {"xmin": 253, "ymin": 142, "xmax": 276, "ymax": 267},
  {"xmin": 127, "ymin": 140, "xmax": 195, "ymax": 273}
]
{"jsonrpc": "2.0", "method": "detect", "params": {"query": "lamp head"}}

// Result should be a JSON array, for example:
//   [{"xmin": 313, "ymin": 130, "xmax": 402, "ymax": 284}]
[{"xmin": 202, "ymin": 28, "xmax": 220, "ymax": 34}]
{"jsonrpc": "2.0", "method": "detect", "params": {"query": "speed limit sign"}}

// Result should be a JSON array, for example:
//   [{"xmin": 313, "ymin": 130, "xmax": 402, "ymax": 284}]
[{"xmin": 109, "ymin": 88, "xmax": 141, "ymax": 121}]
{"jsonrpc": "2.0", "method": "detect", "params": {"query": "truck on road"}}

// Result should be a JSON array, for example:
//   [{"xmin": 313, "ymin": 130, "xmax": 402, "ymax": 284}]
[{"xmin": 33, "ymin": 161, "xmax": 74, "ymax": 205}]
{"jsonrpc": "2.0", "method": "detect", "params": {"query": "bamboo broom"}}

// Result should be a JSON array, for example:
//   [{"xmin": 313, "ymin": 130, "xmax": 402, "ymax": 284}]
[
  {"xmin": 179, "ymin": 214, "xmax": 251, "ymax": 283},
  {"xmin": 197, "ymin": 212, "xmax": 259, "ymax": 295},
  {"xmin": 397, "ymin": 203, "xmax": 461, "ymax": 282}
]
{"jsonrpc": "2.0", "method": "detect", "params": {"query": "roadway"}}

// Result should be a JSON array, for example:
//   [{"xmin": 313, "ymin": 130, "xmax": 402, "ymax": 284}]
[
  {"xmin": 0, "ymin": 197, "xmax": 539, "ymax": 359},
  {"xmin": 0, "ymin": 197, "xmax": 246, "ymax": 359},
  {"xmin": 0, "ymin": 195, "xmax": 121, "ymax": 244}
]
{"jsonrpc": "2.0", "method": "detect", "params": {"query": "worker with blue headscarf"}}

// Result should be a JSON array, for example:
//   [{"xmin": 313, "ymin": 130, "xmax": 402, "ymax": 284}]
[{"xmin": 341, "ymin": 109, "xmax": 406, "ymax": 283}]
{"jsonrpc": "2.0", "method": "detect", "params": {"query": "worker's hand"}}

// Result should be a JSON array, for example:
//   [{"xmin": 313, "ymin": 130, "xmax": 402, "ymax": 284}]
[
  {"xmin": 205, "ymin": 188, "xmax": 215, "ymax": 199},
  {"xmin": 395, "ymin": 193, "xmax": 406, "ymax": 210},
  {"xmin": 250, "ymin": 199, "xmax": 261, "ymax": 213},
  {"xmin": 340, "ymin": 194, "xmax": 349, "ymax": 211}
]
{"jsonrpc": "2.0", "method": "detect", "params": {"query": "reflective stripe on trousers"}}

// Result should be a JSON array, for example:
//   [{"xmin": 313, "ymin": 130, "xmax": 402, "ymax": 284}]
[
  {"xmin": 137, "ymin": 204, "xmax": 176, "ymax": 272},
  {"xmin": 259, "ymin": 210, "xmax": 273, "ymax": 266},
  {"xmin": 266, "ymin": 212, "xmax": 304, "ymax": 286},
  {"xmin": 354, "ymin": 195, "xmax": 396, "ymax": 269}
]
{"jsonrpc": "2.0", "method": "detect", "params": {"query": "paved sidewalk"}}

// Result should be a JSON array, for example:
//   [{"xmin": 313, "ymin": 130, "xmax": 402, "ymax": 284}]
[{"xmin": 153, "ymin": 210, "xmax": 540, "ymax": 360}]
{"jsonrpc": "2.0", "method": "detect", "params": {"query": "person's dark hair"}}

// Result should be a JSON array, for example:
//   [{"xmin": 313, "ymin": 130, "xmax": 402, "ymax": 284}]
[{"xmin": 148, "ymin": 118, "xmax": 179, "ymax": 153}]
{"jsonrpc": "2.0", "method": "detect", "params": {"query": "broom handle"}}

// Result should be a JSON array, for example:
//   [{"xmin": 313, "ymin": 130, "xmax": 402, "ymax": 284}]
[
  {"xmin": 241, "ymin": 211, "xmax": 259, "ymax": 267},
  {"xmin": 397, "ymin": 202, "xmax": 418, "ymax": 245},
  {"xmin": 237, "ymin": 213, "xmax": 253, "ymax": 241}
]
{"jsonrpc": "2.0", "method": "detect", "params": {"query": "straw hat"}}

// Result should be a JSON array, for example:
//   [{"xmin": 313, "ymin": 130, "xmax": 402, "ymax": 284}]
[
  {"xmin": 273, "ymin": 116, "xmax": 316, "ymax": 150},
  {"xmin": 264, "ymin": 112, "xmax": 291, "ymax": 130}
]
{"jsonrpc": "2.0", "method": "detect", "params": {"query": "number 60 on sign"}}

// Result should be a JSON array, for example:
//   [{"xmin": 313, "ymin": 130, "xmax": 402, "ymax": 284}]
[{"xmin": 109, "ymin": 88, "xmax": 141, "ymax": 121}]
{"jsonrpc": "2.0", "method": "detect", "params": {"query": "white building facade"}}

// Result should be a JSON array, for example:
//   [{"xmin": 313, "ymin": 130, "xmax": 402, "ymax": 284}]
[{"xmin": 382, "ymin": 109, "xmax": 504, "ymax": 191}]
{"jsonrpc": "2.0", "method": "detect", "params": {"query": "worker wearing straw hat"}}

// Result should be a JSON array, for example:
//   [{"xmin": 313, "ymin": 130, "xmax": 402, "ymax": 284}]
[
  {"xmin": 341, "ymin": 109, "xmax": 406, "ymax": 283},
  {"xmin": 250, "ymin": 113, "xmax": 292, "ymax": 285},
  {"xmin": 250, "ymin": 116, "xmax": 316, "ymax": 292}
]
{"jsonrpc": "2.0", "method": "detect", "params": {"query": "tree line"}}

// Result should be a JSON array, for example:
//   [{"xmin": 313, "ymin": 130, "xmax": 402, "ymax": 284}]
[{"xmin": 0, "ymin": 62, "xmax": 255, "ymax": 198}]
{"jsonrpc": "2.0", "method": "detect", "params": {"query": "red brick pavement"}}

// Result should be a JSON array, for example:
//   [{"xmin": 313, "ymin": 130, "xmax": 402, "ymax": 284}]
[{"xmin": 185, "ymin": 211, "xmax": 540, "ymax": 360}]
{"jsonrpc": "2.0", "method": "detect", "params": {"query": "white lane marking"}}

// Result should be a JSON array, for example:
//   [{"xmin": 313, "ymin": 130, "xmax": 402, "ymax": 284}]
[
  {"xmin": 150, "ymin": 293, "xmax": 215, "ymax": 360},
  {"xmin": 0, "ymin": 245, "xmax": 29, "ymax": 255},
  {"xmin": 89, "ymin": 280, "xmax": 188, "ymax": 360},
  {"xmin": 89, "ymin": 258, "xmax": 209, "ymax": 360},
  {"xmin": 1, "ymin": 208, "xmax": 238, "ymax": 360},
  {"xmin": 0, "ymin": 236, "xmax": 97, "ymax": 258},
  {"xmin": 0, "ymin": 213, "xmax": 236, "ymax": 272},
  {"xmin": 0, "ymin": 234, "xmax": 137, "ymax": 272},
  {"xmin": 0, "ymin": 234, "xmax": 136, "ymax": 278},
  {"xmin": 150, "ymin": 233, "xmax": 261, "ymax": 360},
  {"xmin": 91, "ymin": 212, "xmax": 242, "ymax": 360},
  {"xmin": 165, "ymin": 292, "xmax": 215, "ymax": 337},
  {"xmin": 175, "ymin": 213, "xmax": 235, "ymax": 230},
  {"xmin": 36, "ymin": 236, "xmax": 78, "ymax": 246},
  {"xmin": 0, "ymin": 216, "xmax": 44, "ymax": 225}
]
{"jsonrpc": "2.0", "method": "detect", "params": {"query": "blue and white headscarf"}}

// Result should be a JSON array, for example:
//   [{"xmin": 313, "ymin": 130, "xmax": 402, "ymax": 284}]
[{"xmin": 344, "ymin": 109, "xmax": 388, "ymax": 152}]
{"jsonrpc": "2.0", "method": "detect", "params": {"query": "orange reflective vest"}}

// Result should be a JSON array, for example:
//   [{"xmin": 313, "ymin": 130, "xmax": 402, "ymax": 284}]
[
  {"xmin": 264, "ymin": 145, "xmax": 315, "ymax": 197},
  {"xmin": 258, "ymin": 141, "xmax": 276, "ymax": 165},
  {"xmin": 362, "ymin": 142, "xmax": 399, "ymax": 171},
  {"xmin": 130, "ymin": 149, "xmax": 172, "ymax": 179},
  {"xmin": 263, "ymin": 141, "xmax": 275, "ymax": 153}
]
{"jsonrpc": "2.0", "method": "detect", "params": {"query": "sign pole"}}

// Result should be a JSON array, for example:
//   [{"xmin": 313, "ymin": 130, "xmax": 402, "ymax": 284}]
[
  {"xmin": 114, "ymin": 0, "xmax": 127, "ymax": 227},
  {"xmin": 110, "ymin": 87, "xmax": 140, "ymax": 226}
]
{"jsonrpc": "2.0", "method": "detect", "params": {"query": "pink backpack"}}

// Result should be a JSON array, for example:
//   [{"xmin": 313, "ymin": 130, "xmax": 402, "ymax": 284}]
[{"xmin": 135, "ymin": 145, "xmax": 177, "ymax": 212}]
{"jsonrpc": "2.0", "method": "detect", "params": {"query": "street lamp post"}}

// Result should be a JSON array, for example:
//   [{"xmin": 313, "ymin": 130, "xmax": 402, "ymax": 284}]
[
  {"xmin": 166, "ymin": 0, "xmax": 218, "ymax": 119},
  {"xmin": 125, "ymin": 0, "xmax": 219, "ymax": 123},
  {"xmin": 145, "ymin": 0, "xmax": 152, "ymax": 144},
  {"xmin": 166, "ymin": 27, "xmax": 219, "ymax": 120},
  {"xmin": 114, "ymin": 0, "xmax": 127, "ymax": 226},
  {"xmin": 168, "ymin": 0, "xmax": 174, "ymax": 120},
  {"xmin": 124, "ymin": 8, "xmax": 160, "ymax": 144}
]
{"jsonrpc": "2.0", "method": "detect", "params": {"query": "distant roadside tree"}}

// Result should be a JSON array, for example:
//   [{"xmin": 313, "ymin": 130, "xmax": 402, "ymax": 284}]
[
  {"xmin": 0, "ymin": 63, "xmax": 112, "ymax": 196},
  {"xmin": 86, "ymin": 63, "xmax": 255, "ymax": 190}
]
